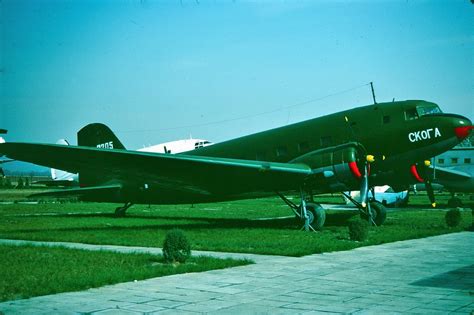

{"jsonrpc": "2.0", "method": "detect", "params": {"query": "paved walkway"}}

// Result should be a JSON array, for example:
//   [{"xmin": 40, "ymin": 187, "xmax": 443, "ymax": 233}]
[{"xmin": 1, "ymin": 233, "xmax": 473, "ymax": 314}]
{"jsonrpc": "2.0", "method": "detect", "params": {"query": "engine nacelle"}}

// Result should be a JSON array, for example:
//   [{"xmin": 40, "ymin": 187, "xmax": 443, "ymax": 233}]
[{"xmin": 291, "ymin": 142, "xmax": 365, "ymax": 193}]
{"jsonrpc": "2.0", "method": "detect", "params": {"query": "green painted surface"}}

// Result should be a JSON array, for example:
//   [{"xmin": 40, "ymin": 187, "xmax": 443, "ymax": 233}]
[{"xmin": 0, "ymin": 100, "xmax": 471, "ymax": 204}]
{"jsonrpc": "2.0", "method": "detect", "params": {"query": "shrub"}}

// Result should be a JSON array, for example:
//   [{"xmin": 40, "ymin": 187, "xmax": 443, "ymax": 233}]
[
  {"xmin": 445, "ymin": 208, "xmax": 462, "ymax": 228},
  {"xmin": 163, "ymin": 229, "xmax": 191, "ymax": 263},
  {"xmin": 16, "ymin": 177, "xmax": 24, "ymax": 189},
  {"xmin": 348, "ymin": 219, "xmax": 369, "ymax": 241}
]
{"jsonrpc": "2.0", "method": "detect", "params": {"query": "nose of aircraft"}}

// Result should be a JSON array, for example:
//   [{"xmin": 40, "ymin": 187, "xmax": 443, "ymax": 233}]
[{"xmin": 453, "ymin": 115, "xmax": 473, "ymax": 140}]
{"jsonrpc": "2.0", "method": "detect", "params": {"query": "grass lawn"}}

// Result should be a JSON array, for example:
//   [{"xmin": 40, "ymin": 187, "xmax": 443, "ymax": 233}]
[
  {"xmin": 0, "ymin": 192, "xmax": 472, "ymax": 257},
  {"xmin": 0, "ymin": 244, "xmax": 250, "ymax": 302},
  {"xmin": 0, "ymin": 191, "xmax": 471, "ymax": 301}
]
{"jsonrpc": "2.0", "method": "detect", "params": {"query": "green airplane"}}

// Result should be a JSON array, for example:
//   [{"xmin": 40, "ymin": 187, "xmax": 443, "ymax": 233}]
[{"xmin": 0, "ymin": 100, "xmax": 472, "ymax": 231}]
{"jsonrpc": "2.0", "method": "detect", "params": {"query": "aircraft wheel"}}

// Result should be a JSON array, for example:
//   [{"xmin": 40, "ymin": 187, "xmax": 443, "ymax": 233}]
[
  {"xmin": 114, "ymin": 207, "xmax": 127, "ymax": 217},
  {"xmin": 301, "ymin": 203, "xmax": 326, "ymax": 230},
  {"xmin": 370, "ymin": 201, "xmax": 387, "ymax": 226},
  {"xmin": 448, "ymin": 197, "xmax": 462, "ymax": 208}
]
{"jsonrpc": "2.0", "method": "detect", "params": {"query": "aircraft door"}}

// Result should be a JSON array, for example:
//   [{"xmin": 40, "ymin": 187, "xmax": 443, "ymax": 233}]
[{"xmin": 378, "ymin": 103, "xmax": 402, "ymax": 155}]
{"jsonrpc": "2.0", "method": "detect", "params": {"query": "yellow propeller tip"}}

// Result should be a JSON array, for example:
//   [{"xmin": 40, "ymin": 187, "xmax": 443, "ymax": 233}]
[{"xmin": 424, "ymin": 160, "xmax": 431, "ymax": 167}]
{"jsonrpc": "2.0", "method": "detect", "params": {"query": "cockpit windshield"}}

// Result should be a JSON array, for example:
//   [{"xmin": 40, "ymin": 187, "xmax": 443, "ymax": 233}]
[{"xmin": 416, "ymin": 105, "xmax": 442, "ymax": 117}]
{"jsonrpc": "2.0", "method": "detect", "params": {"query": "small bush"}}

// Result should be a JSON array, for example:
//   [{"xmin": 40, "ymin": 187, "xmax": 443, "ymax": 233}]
[
  {"xmin": 163, "ymin": 229, "xmax": 191, "ymax": 263},
  {"xmin": 348, "ymin": 219, "xmax": 369, "ymax": 241},
  {"xmin": 445, "ymin": 208, "xmax": 462, "ymax": 228}
]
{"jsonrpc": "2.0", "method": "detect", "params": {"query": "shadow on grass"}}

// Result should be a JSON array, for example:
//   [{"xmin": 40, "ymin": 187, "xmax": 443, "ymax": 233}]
[{"xmin": 3, "ymin": 211, "xmax": 360, "ymax": 235}]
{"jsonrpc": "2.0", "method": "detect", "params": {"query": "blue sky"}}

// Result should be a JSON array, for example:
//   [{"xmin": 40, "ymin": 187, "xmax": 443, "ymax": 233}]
[{"xmin": 1, "ymin": 0, "xmax": 473, "ymax": 156}]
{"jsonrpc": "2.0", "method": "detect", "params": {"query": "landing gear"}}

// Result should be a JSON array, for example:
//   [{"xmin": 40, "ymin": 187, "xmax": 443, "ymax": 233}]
[
  {"xmin": 448, "ymin": 197, "xmax": 462, "ymax": 208},
  {"xmin": 448, "ymin": 194, "xmax": 462, "ymax": 208},
  {"xmin": 343, "ymin": 192, "xmax": 387, "ymax": 226},
  {"xmin": 368, "ymin": 200, "xmax": 387, "ymax": 226},
  {"xmin": 277, "ymin": 191, "xmax": 326, "ymax": 231},
  {"xmin": 301, "ymin": 202, "xmax": 326, "ymax": 231},
  {"xmin": 115, "ymin": 202, "xmax": 133, "ymax": 217}
]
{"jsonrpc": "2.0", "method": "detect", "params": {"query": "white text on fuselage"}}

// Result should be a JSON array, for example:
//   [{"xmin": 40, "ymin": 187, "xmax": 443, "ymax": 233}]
[
  {"xmin": 408, "ymin": 128, "xmax": 441, "ymax": 143},
  {"xmin": 97, "ymin": 141, "xmax": 114, "ymax": 149}
]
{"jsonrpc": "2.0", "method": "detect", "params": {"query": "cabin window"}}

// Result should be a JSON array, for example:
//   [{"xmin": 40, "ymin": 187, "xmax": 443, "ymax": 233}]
[
  {"xmin": 320, "ymin": 136, "xmax": 332, "ymax": 147},
  {"xmin": 404, "ymin": 108, "xmax": 419, "ymax": 120},
  {"xmin": 465, "ymin": 158, "xmax": 471, "ymax": 164},
  {"xmin": 298, "ymin": 141, "xmax": 310, "ymax": 153},
  {"xmin": 383, "ymin": 115, "xmax": 391, "ymax": 124},
  {"xmin": 451, "ymin": 158, "xmax": 458, "ymax": 164},
  {"xmin": 437, "ymin": 158, "xmax": 444, "ymax": 164},
  {"xmin": 276, "ymin": 146, "xmax": 288, "ymax": 157}
]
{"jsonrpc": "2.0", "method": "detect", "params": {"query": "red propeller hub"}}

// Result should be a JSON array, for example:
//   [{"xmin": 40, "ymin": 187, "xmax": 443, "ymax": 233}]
[{"xmin": 454, "ymin": 126, "xmax": 474, "ymax": 139}]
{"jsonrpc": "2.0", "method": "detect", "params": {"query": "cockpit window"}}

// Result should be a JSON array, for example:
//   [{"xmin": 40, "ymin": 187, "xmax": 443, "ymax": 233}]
[
  {"xmin": 405, "ymin": 108, "xmax": 419, "ymax": 120},
  {"xmin": 416, "ymin": 105, "xmax": 442, "ymax": 117}
]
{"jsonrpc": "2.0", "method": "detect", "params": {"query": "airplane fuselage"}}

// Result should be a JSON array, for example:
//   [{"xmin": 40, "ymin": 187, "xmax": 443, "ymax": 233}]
[
  {"xmin": 188, "ymin": 100, "xmax": 469, "ymax": 192},
  {"xmin": 1, "ymin": 100, "xmax": 471, "ymax": 205},
  {"xmin": 112, "ymin": 100, "xmax": 471, "ymax": 204}
]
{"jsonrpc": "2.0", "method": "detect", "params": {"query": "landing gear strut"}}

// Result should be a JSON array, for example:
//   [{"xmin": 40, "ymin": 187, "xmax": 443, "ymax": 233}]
[
  {"xmin": 277, "ymin": 191, "xmax": 326, "ymax": 231},
  {"xmin": 447, "ymin": 192, "xmax": 462, "ymax": 208},
  {"xmin": 342, "ymin": 192, "xmax": 387, "ymax": 226},
  {"xmin": 115, "ymin": 202, "xmax": 133, "ymax": 217}
]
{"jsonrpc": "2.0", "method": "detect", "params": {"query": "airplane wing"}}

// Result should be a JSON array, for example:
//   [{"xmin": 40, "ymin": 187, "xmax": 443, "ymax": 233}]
[
  {"xmin": 430, "ymin": 165, "xmax": 474, "ymax": 193},
  {"xmin": 432, "ymin": 166, "xmax": 471, "ymax": 181},
  {"xmin": 0, "ymin": 143, "xmax": 312, "ymax": 196}
]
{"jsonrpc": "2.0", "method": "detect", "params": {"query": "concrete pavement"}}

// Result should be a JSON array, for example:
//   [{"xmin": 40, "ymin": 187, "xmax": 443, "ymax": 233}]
[{"xmin": 1, "ymin": 232, "xmax": 473, "ymax": 314}]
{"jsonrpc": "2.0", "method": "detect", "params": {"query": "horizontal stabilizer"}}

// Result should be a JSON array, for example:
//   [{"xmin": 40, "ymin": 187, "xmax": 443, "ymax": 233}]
[{"xmin": 30, "ymin": 184, "xmax": 122, "ymax": 198}]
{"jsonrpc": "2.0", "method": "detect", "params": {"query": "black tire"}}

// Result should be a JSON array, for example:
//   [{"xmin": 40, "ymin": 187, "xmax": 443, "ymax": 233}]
[
  {"xmin": 114, "ymin": 207, "xmax": 126, "ymax": 217},
  {"xmin": 301, "ymin": 203, "xmax": 326, "ymax": 230},
  {"xmin": 447, "ymin": 197, "xmax": 462, "ymax": 208},
  {"xmin": 370, "ymin": 201, "xmax": 387, "ymax": 226}
]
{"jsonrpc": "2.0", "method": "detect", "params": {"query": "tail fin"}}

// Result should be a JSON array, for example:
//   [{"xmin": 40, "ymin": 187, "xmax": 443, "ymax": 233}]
[
  {"xmin": 77, "ymin": 124, "xmax": 125, "ymax": 187},
  {"xmin": 77, "ymin": 123, "xmax": 126, "ymax": 150}
]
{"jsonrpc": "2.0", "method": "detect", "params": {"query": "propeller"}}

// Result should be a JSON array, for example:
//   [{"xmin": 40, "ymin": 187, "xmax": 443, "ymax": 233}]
[
  {"xmin": 410, "ymin": 161, "xmax": 436, "ymax": 208},
  {"xmin": 359, "ymin": 161, "xmax": 369, "ymax": 209},
  {"xmin": 421, "ymin": 160, "xmax": 436, "ymax": 208}
]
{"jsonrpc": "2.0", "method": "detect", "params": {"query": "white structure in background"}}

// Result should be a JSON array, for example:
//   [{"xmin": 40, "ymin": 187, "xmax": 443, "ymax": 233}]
[
  {"xmin": 345, "ymin": 185, "xmax": 409, "ymax": 207},
  {"xmin": 138, "ymin": 139, "xmax": 213, "ymax": 154}
]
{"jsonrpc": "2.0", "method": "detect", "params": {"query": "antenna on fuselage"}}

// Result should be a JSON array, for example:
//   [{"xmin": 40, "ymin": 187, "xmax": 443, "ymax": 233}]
[{"xmin": 370, "ymin": 82, "xmax": 377, "ymax": 104}]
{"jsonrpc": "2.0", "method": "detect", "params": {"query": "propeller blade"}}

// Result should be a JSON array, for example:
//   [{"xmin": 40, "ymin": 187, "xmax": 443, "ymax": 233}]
[
  {"xmin": 425, "ymin": 180, "xmax": 436, "ymax": 208},
  {"xmin": 422, "ymin": 160, "xmax": 436, "ymax": 208},
  {"xmin": 359, "ymin": 162, "xmax": 369, "ymax": 208}
]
